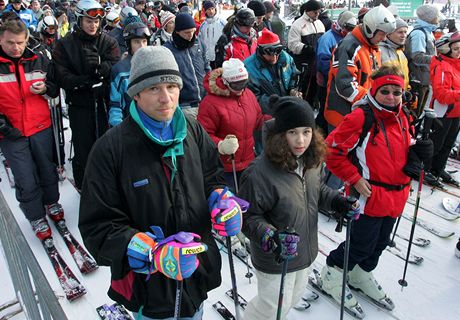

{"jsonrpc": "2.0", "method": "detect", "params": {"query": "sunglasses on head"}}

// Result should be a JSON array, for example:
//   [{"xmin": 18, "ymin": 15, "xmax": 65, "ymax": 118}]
[
  {"xmin": 226, "ymin": 78, "xmax": 249, "ymax": 91},
  {"xmin": 86, "ymin": 8, "xmax": 106, "ymax": 19},
  {"xmin": 261, "ymin": 45, "xmax": 283, "ymax": 56},
  {"xmin": 379, "ymin": 89, "xmax": 403, "ymax": 96}
]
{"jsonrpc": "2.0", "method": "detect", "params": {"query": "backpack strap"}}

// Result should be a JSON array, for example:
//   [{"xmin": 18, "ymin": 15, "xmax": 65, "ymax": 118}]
[{"xmin": 357, "ymin": 105, "xmax": 377, "ymax": 147}]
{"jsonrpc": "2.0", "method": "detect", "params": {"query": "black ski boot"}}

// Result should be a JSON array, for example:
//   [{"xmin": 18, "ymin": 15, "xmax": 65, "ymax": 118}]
[
  {"xmin": 424, "ymin": 172, "xmax": 445, "ymax": 188},
  {"xmin": 439, "ymin": 171, "xmax": 460, "ymax": 187}
]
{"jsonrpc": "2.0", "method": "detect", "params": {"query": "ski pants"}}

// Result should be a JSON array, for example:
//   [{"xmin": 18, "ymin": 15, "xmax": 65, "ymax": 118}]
[
  {"xmin": 0, "ymin": 127, "xmax": 59, "ymax": 221},
  {"xmin": 68, "ymin": 104, "xmax": 108, "ymax": 189},
  {"xmin": 132, "ymin": 303, "xmax": 203, "ymax": 320},
  {"xmin": 326, "ymin": 215, "xmax": 396, "ymax": 272},
  {"xmin": 243, "ymin": 266, "xmax": 311, "ymax": 320},
  {"xmin": 425, "ymin": 117, "xmax": 460, "ymax": 175}
]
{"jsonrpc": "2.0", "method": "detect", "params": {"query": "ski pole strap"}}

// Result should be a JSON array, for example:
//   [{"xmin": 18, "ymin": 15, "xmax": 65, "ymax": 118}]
[{"xmin": 368, "ymin": 179, "xmax": 410, "ymax": 191}]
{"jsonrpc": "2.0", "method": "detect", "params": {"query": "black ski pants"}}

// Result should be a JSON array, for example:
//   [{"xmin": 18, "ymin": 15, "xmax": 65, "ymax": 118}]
[
  {"xmin": 0, "ymin": 127, "xmax": 59, "ymax": 221},
  {"xmin": 425, "ymin": 117, "xmax": 460, "ymax": 175},
  {"xmin": 68, "ymin": 104, "xmax": 108, "ymax": 189},
  {"xmin": 326, "ymin": 215, "xmax": 396, "ymax": 272}
]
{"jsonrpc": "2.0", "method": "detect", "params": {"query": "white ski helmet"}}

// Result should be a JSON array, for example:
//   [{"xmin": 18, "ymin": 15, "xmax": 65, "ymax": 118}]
[
  {"xmin": 75, "ymin": 0, "xmax": 106, "ymax": 19},
  {"xmin": 120, "ymin": 6, "xmax": 139, "ymax": 26},
  {"xmin": 435, "ymin": 32, "xmax": 460, "ymax": 55},
  {"xmin": 106, "ymin": 10, "xmax": 120, "ymax": 25},
  {"xmin": 38, "ymin": 15, "xmax": 58, "ymax": 33},
  {"xmin": 362, "ymin": 4, "xmax": 396, "ymax": 39}
]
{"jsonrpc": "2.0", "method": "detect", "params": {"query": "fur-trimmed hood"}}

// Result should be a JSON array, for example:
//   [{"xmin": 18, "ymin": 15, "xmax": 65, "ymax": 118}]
[{"xmin": 203, "ymin": 68, "xmax": 232, "ymax": 97}]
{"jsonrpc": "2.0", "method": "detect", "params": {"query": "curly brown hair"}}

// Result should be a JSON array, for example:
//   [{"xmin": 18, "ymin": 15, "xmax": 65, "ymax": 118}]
[{"xmin": 265, "ymin": 128, "xmax": 327, "ymax": 172}]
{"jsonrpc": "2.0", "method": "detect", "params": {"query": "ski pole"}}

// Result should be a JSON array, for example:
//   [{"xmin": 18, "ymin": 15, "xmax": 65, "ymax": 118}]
[
  {"xmin": 399, "ymin": 110, "xmax": 436, "ymax": 290},
  {"xmin": 276, "ymin": 257, "xmax": 289, "ymax": 320},
  {"xmin": 388, "ymin": 216, "xmax": 402, "ymax": 248},
  {"xmin": 92, "ymin": 82, "xmax": 103, "ymax": 139},
  {"xmin": 49, "ymin": 98, "xmax": 65, "ymax": 180},
  {"xmin": 226, "ymin": 236, "xmax": 242, "ymax": 320},
  {"xmin": 339, "ymin": 218, "xmax": 352, "ymax": 320},
  {"xmin": 173, "ymin": 280, "xmax": 183, "ymax": 320},
  {"xmin": 231, "ymin": 154, "xmax": 253, "ymax": 283}
]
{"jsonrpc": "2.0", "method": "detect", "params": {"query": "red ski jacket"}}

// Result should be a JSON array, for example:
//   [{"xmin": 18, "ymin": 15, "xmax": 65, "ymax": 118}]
[
  {"xmin": 0, "ymin": 48, "xmax": 51, "ymax": 138},
  {"xmin": 430, "ymin": 54, "xmax": 460, "ymax": 118},
  {"xmin": 326, "ymin": 97, "xmax": 412, "ymax": 218},
  {"xmin": 197, "ymin": 68, "xmax": 267, "ymax": 172}
]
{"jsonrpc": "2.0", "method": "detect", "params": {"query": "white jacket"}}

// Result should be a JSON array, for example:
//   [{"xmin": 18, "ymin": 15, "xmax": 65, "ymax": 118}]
[
  {"xmin": 198, "ymin": 16, "xmax": 226, "ymax": 62},
  {"xmin": 288, "ymin": 13, "xmax": 325, "ymax": 55}
]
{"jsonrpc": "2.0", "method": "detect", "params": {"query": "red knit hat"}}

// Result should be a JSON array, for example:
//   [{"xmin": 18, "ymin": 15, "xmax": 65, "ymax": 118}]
[{"xmin": 258, "ymin": 28, "xmax": 280, "ymax": 47}]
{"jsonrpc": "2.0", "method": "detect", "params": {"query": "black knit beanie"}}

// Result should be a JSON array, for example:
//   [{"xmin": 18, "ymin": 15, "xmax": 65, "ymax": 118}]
[
  {"xmin": 302, "ymin": 0, "xmax": 322, "ymax": 13},
  {"xmin": 247, "ymin": 0, "xmax": 267, "ymax": 17},
  {"xmin": 270, "ymin": 95, "xmax": 316, "ymax": 133}
]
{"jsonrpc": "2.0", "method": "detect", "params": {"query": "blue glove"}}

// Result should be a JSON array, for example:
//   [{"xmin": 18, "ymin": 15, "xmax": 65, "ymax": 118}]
[
  {"xmin": 127, "ymin": 232, "xmax": 158, "ymax": 274},
  {"xmin": 208, "ymin": 187, "xmax": 249, "ymax": 237},
  {"xmin": 108, "ymin": 107, "xmax": 123, "ymax": 127}
]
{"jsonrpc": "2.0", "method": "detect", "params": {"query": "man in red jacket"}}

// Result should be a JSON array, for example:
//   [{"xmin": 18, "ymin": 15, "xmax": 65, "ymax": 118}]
[{"xmin": 0, "ymin": 19, "xmax": 62, "ymax": 241}]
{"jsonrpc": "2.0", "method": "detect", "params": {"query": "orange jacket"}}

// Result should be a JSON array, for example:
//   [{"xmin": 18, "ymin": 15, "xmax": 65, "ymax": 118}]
[{"xmin": 324, "ymin": 26, "xmax": 381, "ymax": 127}]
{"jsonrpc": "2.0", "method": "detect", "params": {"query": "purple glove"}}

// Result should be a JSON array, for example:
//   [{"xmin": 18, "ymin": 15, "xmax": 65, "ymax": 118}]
[{"xmin": 261, "ymin": 227, "xmax": 300, "ymax": 263}]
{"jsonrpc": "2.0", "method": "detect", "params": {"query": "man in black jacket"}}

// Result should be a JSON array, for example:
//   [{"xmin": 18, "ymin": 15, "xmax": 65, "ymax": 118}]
[
  {"xmin": 79, "ymin": 46, "xmax": 245, "ymax": 319},
  {"xmin": 52, "ymin": 0, "xmax": 120, "ymax": 190}
]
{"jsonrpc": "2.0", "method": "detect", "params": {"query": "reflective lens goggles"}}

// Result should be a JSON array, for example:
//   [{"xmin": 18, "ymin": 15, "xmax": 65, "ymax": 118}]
[
  {"xmin": 124, "ymin": 26, "xmax": 152, "ymax": 38},
  {"xmin": 108, "ymin": 17, "xmax": 121, "ymax": 24},
  {"xmin": 343, "ymin": 23, "xmax": 356, "ymax": 32},
  {"xmin": 226, "ymin": 79, "xmax": 249, "ymax": 91},
  {"xmin": 86, "ymin": 8, "xmax": 106, "ymax": 19},
  {"xmin": 260, "ymin": 45, "xmax": 283, "ymax": 56},
  {"xmin": 379, "ymin": 89, "xmax": 403, "ymax": 96}
]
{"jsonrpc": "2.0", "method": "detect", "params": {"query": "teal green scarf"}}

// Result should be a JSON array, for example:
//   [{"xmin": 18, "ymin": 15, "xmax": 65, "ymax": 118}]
[{"xmin": 130, "ymin": 102, "xmax": 187, "ymax": 182}]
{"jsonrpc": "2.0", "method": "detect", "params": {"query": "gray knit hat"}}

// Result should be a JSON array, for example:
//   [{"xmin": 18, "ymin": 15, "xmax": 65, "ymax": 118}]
[
  {"xmin": 128, "ymin": 46, "xmax": 183, "ymax": 98},
  {"xmin": 416, "ymin": 5, "xmax": 439, "ymax": 24},
  {"xmin": 394, "ymin": 17, "xmax": 408, "ymax": 30}
]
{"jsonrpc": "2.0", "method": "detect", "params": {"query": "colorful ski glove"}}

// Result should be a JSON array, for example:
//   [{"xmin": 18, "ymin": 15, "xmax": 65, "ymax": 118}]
[
  {"xmin": 208, "ymin": 187, "xmax": 249, "ymax": 237},
  {"xmin": 261, "ymin": 227, "xmax": 300, "ymax": 263},
  {"xmin": 127, "ymin": 226, "xmax": 207, "ymax": 280},
  {"xmin": 127, "ymin": 231, "xmax": 158, "ymax": 275},
  {"xmin": 331, "ymin": 195, "xmax": 361, "ymax": 220}
]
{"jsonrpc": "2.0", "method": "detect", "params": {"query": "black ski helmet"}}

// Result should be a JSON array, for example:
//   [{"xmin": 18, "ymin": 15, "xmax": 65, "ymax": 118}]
[{"xmin": 123, "ymin": 21, "xmax": 151, "ymax": 54}]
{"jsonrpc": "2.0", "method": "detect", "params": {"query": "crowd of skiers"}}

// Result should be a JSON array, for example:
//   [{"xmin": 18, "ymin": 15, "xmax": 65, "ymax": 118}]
[{"xmin": 0, "ymin": 0, "xmax": 460, "ymax": 319}]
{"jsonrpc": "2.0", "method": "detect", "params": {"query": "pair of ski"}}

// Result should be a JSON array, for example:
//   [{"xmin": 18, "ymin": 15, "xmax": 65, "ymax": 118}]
[
  {"xmin": 96, "ymin": 302, "xmax": 133, "ymax": 320},
  {"xmin": 212, "ymin": 289, "xmax": 247, "ymax": 320},
  {"xmin": 318, "ymin": 229, "xmax": 425, "ymax": 265},
  {"xmin": 406, "ymin": 197, "xmax": 460, "ymax": 221},
  {"xmin": 401, "ymin": 213, "xmax": 455, "ymax": 238},
  {"xmin": 41, "ymin": 219, "xmax": 98, "ymax": 301}
]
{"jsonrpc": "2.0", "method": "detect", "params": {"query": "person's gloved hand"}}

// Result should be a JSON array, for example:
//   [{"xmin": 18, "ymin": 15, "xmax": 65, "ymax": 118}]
[
  {"xmin": 108, "ymin": 107, "xmax": 123, "ymax": 127},
  {"xmin": 152, "ymin": 231, "xmax": 208, "ymax": 281},
  {"xmin": 301, "ymin": 44, "xmax": 315, "ymax": 57},
  {"xmin": 261, "ymin": 227, "xmax": 300, "ymax": 263},
  {"xmin": 331, "ymin": 195, "xmax": 361, "ymax": 220},
  {"xmin": 127, "ymin": 232, "xmax": 158, "ymax": 274},
  {"xmin": 410, "ymin": 139, "xmax": 434, "ymax": 161},
  {"xmin": 217, "ymin": 135, "xmax": 239, "ymax": 155},
  {"xmin": 208, "ymin": 187, "xmax": 249, "ymax": 236},
  {"xmin": 0, "ymin": 113, "xmax": 22, "ymax": 140},
  {"xmin": 83, "ymin": 47, "xmax": 101, "ymax": 74}
]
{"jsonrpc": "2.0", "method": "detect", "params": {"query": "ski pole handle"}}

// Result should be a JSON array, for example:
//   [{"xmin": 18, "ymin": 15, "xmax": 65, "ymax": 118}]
[{"xmin": 335, "ymin": 217, "xmax": 344, "ymax": 233}]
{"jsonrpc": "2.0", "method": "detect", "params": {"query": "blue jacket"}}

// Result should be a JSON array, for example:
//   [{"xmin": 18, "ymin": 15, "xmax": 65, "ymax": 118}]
[
  {"xmin": 164, "ymin": 40, "xmax": 210, "ymax": 107},
  {"xmin": 109, "ymin": 55, "xmax": 132, "ymax": 127},
  {"xmin": 244, "ymin": 50, "xmax": 298, "ymax": 114},
  {"xmin": 4, "ymin": 4, "xmax": 38, "ymax": 30},
  {"xmin": 316, "ymin": 28, "xmax": 343, "ymax": 87}
]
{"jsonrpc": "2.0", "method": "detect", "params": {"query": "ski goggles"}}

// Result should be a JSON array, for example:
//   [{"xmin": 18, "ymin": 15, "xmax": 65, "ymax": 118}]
[
  {"xmin": 225, "ymin": 79, "xmax": 249, "ymax": 91},
  {"xmin": 343, "ymin": 23, "xmax": 356, "ymax": 32},
  {"xmin": 85, "ymin": 8, "xmax": 106, "ymax": 19},
  {"xmin": 123, "ymin": 26, "xmax": 152, "ymax": 38},
  {"xmin": 260, "ymin": 45, "xmax": 283, "ymax": 56}
]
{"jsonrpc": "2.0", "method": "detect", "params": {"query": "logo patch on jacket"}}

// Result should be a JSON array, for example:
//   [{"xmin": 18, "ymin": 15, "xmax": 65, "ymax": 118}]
[{"xmin": 133, "ymin": 179, "xmax": 149, "ymax": 188}]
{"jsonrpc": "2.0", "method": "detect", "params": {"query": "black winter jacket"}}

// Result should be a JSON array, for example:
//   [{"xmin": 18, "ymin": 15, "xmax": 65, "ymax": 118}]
[
  {"xmin": 79, "ymin": 114, "xmax": 225, "ymax": 318},
  {"xmin": 52, "ymin": 30, "xmax": 120, "ymax": 108}
]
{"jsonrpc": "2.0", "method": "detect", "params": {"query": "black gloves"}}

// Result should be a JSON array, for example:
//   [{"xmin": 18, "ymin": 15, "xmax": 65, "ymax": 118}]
[
  {"xmin": 83, "ymin": 47, "xmax": 100, "ymax": 75},
  {"xmin": 331, "ymin": 195, "xmax": 360, "ymax": 220},
  {"xmin": 0, "ymin": 114, "xmax": 21, "ymax": 140},
  {"xmin": 301, "ymin": 44, "xmax": 315, "ymax": 58},
  {"xmin": 411, "ymin": 139, "xmax": 434, "ymax": 161}
]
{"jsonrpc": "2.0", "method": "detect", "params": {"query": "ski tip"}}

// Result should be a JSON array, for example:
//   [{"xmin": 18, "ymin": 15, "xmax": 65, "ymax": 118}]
[
  {"xmin": 80, "ymin": 263, "xmax": 99, "ymax": 274},
  {"xmin": 66, "ymin": 287, "xmax": 87, "ymax": 302}
]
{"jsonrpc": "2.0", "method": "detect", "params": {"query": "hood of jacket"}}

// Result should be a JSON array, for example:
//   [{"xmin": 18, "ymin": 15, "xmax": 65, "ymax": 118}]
[
  {"xmin": 413, "ymin": 19, "xmax": 438, "ymax": 32},
  {"xmin": 203, "ymin": 68, "xmax": 232, "ymax": 97}
]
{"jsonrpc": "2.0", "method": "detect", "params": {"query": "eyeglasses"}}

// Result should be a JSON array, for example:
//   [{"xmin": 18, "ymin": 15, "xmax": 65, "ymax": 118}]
[
  {"xmin": 123, "ymin": 26, "xmax": 152, "ymax": 38},
  {"xmin": 260, "ymin": 46, "xmax": 283, "ymax": 56},
  {"xmin": 86, "ymin": 8, "xmax": 106, "ymax": 19},
  {"xmin": 379, "ymin": 89, "xmax": 403, "ymax": 96},
  {"xmin": 226, "ymin": 79, "xmax": 249, "ymax": 91}
]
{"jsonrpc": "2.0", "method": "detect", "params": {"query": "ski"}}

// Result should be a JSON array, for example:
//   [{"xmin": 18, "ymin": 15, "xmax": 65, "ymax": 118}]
[
  {"xmin": 394, "ymin": 233, "xmax": 431, "ymax": 248},
  {"xmin": 318, "ymin": 230, "xmax": 423, "ymax": 265},
  {"xmin": 407, "ymin": 198, "xmax": 460, "ymax": 221},
  {"xmin": 96, "ymin": 303, "xmax": 133, "ymax": 320},
  {"xmin": 53, "ymin": 219, "xmax": 98, "ymax": 274},
  {"xmin": 423, "ymin": 182, "xmax": 460, "ymax": 198},
  {"xmin": 308, "ymin": 269, "xmax": 366, "ymax": 319},
  {"xmin": 1, "ymin": 157, "xmax": 14, "ymax": 188},
  {"xmin": 225, "ymin": 289, "xmax": 247, "ymax": 310},
  {"xmin": 212, "ymin": 301, "xmax": 235, "ymax": 320},
  {"xmin": 213, "ymin": 234, "xmax": 253, "ymax": 269},
  {"xmin": 41, "ymin": 237, "xmax": 86, "ymax": 301},
  {"xmin": 402, "ymin": 213, "xmax": 455, "ymax": 238},
  {"xmin": 442, "ymin": 197, "xmax": 460, "ymax": 215},
  {"xmin": 0, "ymin": 306, "xmax": 22, "ymax": 320}
]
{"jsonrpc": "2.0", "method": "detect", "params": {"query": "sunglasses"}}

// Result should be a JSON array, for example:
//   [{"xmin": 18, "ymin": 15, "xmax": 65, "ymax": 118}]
[
  {"xmin": 86, "ymin": 8, "xmax": 106, "ymax": 19},
  {"xmin": 379, "ymin": 89, "xmax": 403, "ymax": 96},
  {"xmin": 261, "ymin": 46, "xmax": 283, "ymax": 56},
  {"xmin": 226, "ymin": 79, "xmax": 249, "ymax": 91},
  {"xmin": 123, "ymin": 26, "xmax": 152, "ymax": 38}
]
